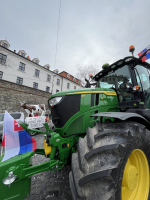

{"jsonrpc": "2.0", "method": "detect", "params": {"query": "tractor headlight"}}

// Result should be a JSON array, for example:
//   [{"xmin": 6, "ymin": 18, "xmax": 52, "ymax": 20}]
[{"xmin": 49, "ymin": 97, "xmax": 62, "ymax": 106}]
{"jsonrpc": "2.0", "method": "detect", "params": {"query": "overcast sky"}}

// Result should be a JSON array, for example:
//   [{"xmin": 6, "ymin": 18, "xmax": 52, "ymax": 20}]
[{"xmin": 0, "ymin": 0, "xmax": 150, "ymax": 77}]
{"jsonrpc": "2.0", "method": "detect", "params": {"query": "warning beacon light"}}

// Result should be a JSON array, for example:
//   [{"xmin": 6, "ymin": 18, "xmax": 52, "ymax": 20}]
[
  {"xmin": 90, "ymin": 74, "xmax": 93, "ymax": 79},
  {"xmin": 129, "ymin": 45, "xmax": 135, "ymax": 56}
]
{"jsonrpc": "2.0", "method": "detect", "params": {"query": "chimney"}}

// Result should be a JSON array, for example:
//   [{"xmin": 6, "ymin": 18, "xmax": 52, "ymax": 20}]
[{"xmin": 14, "ymin": 50, "xmax": 16, "ymax": 53}]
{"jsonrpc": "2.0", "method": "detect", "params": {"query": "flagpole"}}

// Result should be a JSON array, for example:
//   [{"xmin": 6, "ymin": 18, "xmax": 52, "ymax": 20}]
[{"xmin": 1, "ymin": 146, "xmax": 3, "ymax": 156}]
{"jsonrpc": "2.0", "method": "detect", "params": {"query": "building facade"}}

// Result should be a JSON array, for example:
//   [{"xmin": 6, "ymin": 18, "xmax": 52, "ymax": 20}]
[{"xmin": 0, "ymin": 40, "xmax": 82, "ymax": 94}]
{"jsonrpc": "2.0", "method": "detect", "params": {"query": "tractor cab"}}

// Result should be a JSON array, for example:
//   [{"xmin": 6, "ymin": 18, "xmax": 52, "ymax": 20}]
[{"xmin": 94, "ymin": 56, "xmax": 150, "ymax": 110}]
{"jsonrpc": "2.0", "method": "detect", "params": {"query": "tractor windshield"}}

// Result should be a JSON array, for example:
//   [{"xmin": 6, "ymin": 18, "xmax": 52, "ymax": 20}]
[
  {"xmin": 98, "ymin": 65, "xmax": 132, "ymax": 89},
  {"xmin": 98, "ymin": 65, "xmax": 133, "ymax": 102}
]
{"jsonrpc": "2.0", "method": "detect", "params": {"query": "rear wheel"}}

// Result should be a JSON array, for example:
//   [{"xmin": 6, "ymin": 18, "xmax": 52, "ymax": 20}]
[{"xmin": 69, "ymin": 121, "xmax": 150, "ymax": 200}]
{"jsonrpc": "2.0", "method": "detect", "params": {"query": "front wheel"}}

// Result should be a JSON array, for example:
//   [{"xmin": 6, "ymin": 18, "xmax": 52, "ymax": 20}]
[{"xmin": 69, "ymin": 121, "xmax": 150, "ymax": 200}]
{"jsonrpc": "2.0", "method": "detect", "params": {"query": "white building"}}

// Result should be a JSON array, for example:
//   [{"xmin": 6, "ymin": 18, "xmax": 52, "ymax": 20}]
[{"xmin": 0, "ymin": 40, "xmax": 82, "ymax": 94}]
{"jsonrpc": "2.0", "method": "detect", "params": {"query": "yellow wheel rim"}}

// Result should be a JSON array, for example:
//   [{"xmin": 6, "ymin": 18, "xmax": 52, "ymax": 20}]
[{"xmin": 122, "ymin": 149, "xmax": 149, "ymax": 200}]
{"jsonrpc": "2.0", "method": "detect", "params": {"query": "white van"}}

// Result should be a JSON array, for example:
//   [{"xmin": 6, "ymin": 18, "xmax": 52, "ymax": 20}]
[{"xmin": 0, "ymin": 112, "xmax": 24, "ymax": 139}]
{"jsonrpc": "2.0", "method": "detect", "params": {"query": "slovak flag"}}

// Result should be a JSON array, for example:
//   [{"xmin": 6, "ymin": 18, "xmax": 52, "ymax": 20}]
[
  {"xmin": 138, "ymin": 45, "xmax": 150, "ymax": 62},
  {"xmin": 1, "ymin": 111, "xmax": 36, "ymax": 162}
]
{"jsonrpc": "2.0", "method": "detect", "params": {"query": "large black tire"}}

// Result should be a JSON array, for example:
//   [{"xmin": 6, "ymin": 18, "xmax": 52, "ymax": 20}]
[{"xmin": 69, "ymin": 121, "xmax": 150, "ymax": 200}]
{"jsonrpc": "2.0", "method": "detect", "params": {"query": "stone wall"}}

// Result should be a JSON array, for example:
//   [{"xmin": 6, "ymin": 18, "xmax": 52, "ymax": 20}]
[{"xmin": 0, "ymin": 79, "xmax": 52, "ymax": 116}]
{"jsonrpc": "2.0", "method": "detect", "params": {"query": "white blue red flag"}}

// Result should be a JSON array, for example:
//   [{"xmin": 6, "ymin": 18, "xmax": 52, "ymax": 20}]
[
  {"xmin": 138, "ymin": 45, "xmax": 150, "ymax": 62},
  {"xmin": 1, "ymin": 111, "xmax": 36, "ymax": 162}
]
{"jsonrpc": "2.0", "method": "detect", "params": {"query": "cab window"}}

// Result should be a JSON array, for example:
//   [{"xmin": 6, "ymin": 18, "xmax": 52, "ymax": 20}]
[
  {"xmin": 135, "ymin": 65, "xmax": 150, "ymax": 108},
  {"xmin": 98, "ymin": 65, "xmax": 133, "ymax": 102}
]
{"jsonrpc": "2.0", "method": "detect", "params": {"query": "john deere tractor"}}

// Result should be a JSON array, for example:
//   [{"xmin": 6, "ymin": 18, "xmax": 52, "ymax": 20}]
[{"xmin": 1, "ymin": 46, "xmax": 150, "ymax": 200}]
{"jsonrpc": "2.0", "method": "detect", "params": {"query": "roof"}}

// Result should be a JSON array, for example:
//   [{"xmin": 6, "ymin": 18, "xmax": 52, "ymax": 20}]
[
  {"xmin": 94, "ymin": 56, "xmax": 150, "ymax": 81},
  {"xmin": 59, "ymin": 70, "xmax": 80, "ymax": 81},
  {"xmin": 26, "ymin": 56, "xmax": 30, "ymax": 60},
  {"xmin": 0, "ymin": 45, "xmax": 83, "ymax": 87},
  {"xmin": 59, "ymin": 71, "xmax": 81, "ymax": 86}
]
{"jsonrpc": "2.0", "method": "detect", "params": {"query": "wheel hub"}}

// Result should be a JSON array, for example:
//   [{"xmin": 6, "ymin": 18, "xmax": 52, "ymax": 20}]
[
  {"xmin": 122, "ymin": 163, "xmax": 138, "ymax": 191},
  {"xmin": 122, "ymin": 149, "xmax": 149, "ymax": 200}
]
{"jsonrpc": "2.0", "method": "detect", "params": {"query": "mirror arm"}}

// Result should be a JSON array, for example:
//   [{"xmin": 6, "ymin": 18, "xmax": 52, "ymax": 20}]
[{"xmin": 85, "ymin": 78, "xmax": 90, "ymax": 88}]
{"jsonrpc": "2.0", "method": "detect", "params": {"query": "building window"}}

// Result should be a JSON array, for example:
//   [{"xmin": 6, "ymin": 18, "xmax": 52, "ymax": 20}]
[
  {"xmin": 47, "ymin": 74, "xmax": 51, "ymax": 82},
  {"xmin": 16, "ymin": 77, "xmax": 23, "ymax": 85},
  {"xmin": 67, "ymin": 74, "xmax": 70, "ymax": 79},
  {"xmin": 56, "ymin": 89, "xmax": 59, "ymax": 93},
  {"xmin": 47, "ymin": 66, "xmax": 49, "ymax": 70},
  {"xmin": 0, "ymin": 53, "xmax": 7, "ymax": 65},
  {"xmin": 19, "ymin": 62, "xmax": 25, "ymax": 71},
  {"xmin": 0, "ymin": 71, "xmax": 3, "ymax": 79},
  {"xmin": 74, "ymin": 86, "xmax": 76, "ymax": 89},
  {"xmin": 21, "ymin": 52, "xmax": 25, "ymax": 57},
  {"xmin": 57, "ymin": 79, "xmax": 60, "ymax": 85},
  {"xmin": 2, "ymin": 42, "xmax": 8, "ymax": 48},
  {"xmin": 35, "ymin": 69, "xmax": 40, "ymax": 77},
  {"xmin": 35, "ymin": 60, "xmax": 39, "ymax": 64},
  {"xmin": 67, "ymin": 83, "xmax": 70, "ymax": 89},
  {"xmin": 46, "ymin": 86, "xmax": 50, "ymax": 92},
  {"xmin": 73, "ymin": 77, "xmax": 76, "ymax": 82},
  {"xmin": 78, "ymin": 80, "xmax": 80, "ymax": 84},
  {"xmin": 33, "ymin": 82, "xmax": 38, "ymax": 89}
]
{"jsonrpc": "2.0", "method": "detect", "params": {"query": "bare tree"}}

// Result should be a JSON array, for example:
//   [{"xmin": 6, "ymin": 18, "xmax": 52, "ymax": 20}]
[{"xmin": 76, "ymin": 65, "xmax": 99, "ymax": 86}]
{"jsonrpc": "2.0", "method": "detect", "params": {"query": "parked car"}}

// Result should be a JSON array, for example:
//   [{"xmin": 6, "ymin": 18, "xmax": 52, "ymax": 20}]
[{"xmin": 0, "ymin": 112, "xmax": 24, "ymax": 139}]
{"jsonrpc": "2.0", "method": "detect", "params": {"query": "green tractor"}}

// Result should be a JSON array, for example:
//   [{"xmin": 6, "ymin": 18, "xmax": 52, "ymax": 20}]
[{"xmin": 1, "ymin": 47, "xmax": 150, "ymax": 200}]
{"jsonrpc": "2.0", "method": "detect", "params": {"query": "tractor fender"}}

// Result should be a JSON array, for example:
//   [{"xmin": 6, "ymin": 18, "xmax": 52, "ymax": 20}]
[{"xmin": 91, "ymin": 112, "xmax": 150, "ymax": 128}]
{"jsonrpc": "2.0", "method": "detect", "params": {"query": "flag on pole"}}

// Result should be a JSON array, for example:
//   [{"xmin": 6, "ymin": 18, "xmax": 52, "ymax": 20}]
[
  {"xmin": 138, "ymin": 45, "xmax": 150, "ymax": 62},
  {"xmin": 1, "ymin": 134, "xmax": 5, "ymax": 156},
  {"xmin": 1, "ymin": 134, "xmax": 5, "ymax": 147},
  {"xmin": 1, "ymin": 111, "xmax": 36, "ymax": 162}
]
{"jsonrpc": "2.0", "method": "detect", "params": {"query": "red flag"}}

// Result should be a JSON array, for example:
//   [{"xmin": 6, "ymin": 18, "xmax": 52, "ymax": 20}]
[
  {"xmin": 14, "ymin": 120, "xmax": 24, "ymax": 131},
  {"xmin": 2, "ymin": 134, "xmax": 5, "ymax": 147},
  {"xmin": 31, "ymin": 138, "xmax": 36, "ymax": 152}
]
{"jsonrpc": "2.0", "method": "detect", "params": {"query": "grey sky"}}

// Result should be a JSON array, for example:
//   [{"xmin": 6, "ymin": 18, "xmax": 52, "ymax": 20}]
[{"xmin": 0, "ymin": 0, "xmax": 150, "ymax": 77}]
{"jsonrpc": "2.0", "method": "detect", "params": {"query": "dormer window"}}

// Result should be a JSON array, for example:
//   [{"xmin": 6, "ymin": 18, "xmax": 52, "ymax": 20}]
[
  {"xmin": 18, "ymin": 50, "xmax": 27, "ymax": 57},
  {"xmin": 78, "ymin": 80, "xmax": 81, "ymax": 84},
  {"xmin": 73, "ymin": 77, "xmax": 76, "ymax": 82},
  {"xmin": 53, "ymin": 69, "xmax": 59, "ymax": 74},
  {"xmin": 0, "ymin": 40, "xmax": 10, "ymax": 49},
  {"xmin": 21, "ymin": 52, "xmax": 25, "ymax": 57},
  {"xmin": 2, "ymin": 42, "xmax": 8, "ymax": 48},
  {"xmin": 67, "ymin": 74, "xmax": 70, "ymax": 79},
  {"xmin": 32, "ymin": 58, "xmax": 40, "ymax": 64},
  {"xmin": 44, "ymin": 64, "xmax": 50, "ymax": 70}
]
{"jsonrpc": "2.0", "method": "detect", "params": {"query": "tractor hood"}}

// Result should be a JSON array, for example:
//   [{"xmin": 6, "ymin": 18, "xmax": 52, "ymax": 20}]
[
  {"xmin": 48, "ymin": 87, "xmax": 117, "ymax": 129},
  {"xmin": 48, "ymin": 87, "xmax": 116, "ymax": 100}
]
